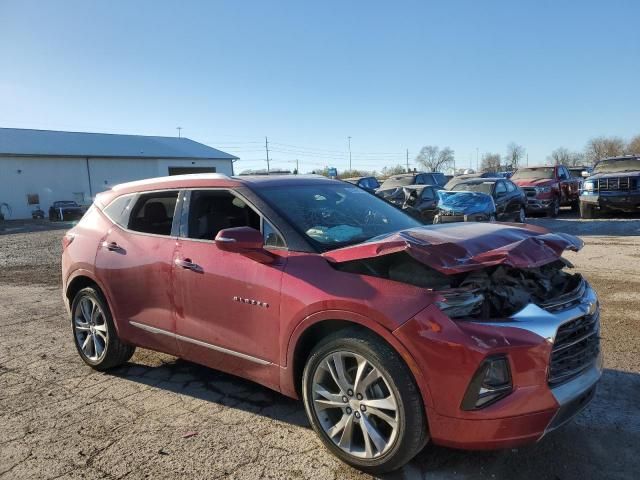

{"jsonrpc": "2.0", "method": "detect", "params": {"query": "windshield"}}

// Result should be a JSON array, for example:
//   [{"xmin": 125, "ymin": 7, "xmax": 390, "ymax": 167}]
[
  {"xmin": 593, "ymin": 158, "xmax": 640, "ymax": 174},
  {"xmin": 431, "ymin": 173, "xmax": 447, "ymax": 186},
  {"xmin": 568, "ymin": 168, "xmax": 584, "ymax": 178},
  {"xmin": 451, "ymin": 182, "xmax": 494, "ymax": 195},
  {"xmin": 55, "ymin": 201, "xmax": 79, "ymax": 207},
  {"xmin": 379, "ymin": 176, "xmax": 414, "ymax": 189},
  {"xmin": 438, "ymin": 191, "xmax": 493, "ymax": 210},
  {"xmin": 257, "ymin": 183, "xmax": 420, "ymax": 251},
  {"xmin": 511, "ymin": 167, "xmax": 555, "ymax": 180}
]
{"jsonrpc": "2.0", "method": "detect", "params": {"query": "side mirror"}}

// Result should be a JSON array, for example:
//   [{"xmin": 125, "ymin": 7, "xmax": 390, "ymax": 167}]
[{"xmin": 214, "ymin": 227, "xmax": 274, "ymax": 264}]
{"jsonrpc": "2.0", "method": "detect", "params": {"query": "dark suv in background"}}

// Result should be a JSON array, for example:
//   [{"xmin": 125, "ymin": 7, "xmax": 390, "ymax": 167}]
[{"xmin": 580, "ymin": 155, "xmax": 640, "ymax": 218}]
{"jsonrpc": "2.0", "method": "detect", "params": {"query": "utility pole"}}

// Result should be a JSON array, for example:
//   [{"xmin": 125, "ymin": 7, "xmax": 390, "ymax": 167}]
[
  {"xmin": 526, "ymin": 153, "xmax": 529, "ymax": 166},
  {"xmin": 176, "ymin": 127, "xmax": 182, "ymax": 138},
  {"xmin": 265, "ymin": 136, "xmax": 270, "ymax": 173},
  {"xmin": 348, "ymin": 136, "xmax": 352, "ymax": 171},
  {"xmin": 476, "ymin": 147, "xmax": 479, "ymax": 172},
  {"xmin": 295, "ymin": 159, "xmax": 299, "ymax": 174},
  {"xmin": 406, "ymin": 148, "xmax": 409, "ymax": 173}
]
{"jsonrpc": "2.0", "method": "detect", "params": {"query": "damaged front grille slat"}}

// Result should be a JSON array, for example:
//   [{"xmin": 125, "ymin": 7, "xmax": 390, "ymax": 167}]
[{"xmin": 549, "ymin": 312, "xmax": 600, "ymax": 386}]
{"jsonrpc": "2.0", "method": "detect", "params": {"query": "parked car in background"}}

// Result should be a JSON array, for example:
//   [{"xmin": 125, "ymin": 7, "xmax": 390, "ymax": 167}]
[
  {"xmin": 62, "ymin": 174, "xmax": 601, "ymax": 473},
  {"xmin": 580, "ymin": 155, "xmax": 640, "ymax": 218},
  {"xmin": 511, "ymin": 165, "xmax": 580, "ymax": 217},
  {"xmin": 432, "ymin": 190, "xmax": 496, "ymax": 223},
  {"xmin": 343, "ymin": 176, "xmax": 381, "ymax": 194},
  {"xmin": 49, "ymin": 200, "xmax": 85, "ymax": 221},
  {"xmin": 378, "ymin": 185, "xmax": 443, "ymax": 222},
  {"xmin": 450, "ymin": 178, "xmax": 526, "ymax": 222},
  {"xmin": 378, "ymin": 172, "xmax": 447, "ymax": 191},
  {"xmin": 444, "ymin": 172, "xmax": 497, "ymax": 190}
]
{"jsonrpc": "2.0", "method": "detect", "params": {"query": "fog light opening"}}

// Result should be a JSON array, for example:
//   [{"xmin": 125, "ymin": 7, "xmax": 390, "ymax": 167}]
[{"xmin": 461, "ymin": 356, "xmax": 512, "ymax": 410}]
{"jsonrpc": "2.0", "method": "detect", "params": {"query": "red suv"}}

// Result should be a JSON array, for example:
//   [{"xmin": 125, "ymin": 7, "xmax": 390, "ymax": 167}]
[{"xmin": 62, "ymin": 174, "xmax": 602, "ymax": 474}]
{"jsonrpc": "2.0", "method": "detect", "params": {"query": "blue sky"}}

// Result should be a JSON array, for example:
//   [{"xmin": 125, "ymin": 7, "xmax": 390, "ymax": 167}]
[{"xmin": 1, "ymin": 0, "xmax": 638, "ymax": 173}]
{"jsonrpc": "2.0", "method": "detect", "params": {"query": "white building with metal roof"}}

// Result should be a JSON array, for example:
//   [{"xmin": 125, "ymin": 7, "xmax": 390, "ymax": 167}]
[{"xmin": 0, "ymin": 128, "xmax": 238, "ymax": 219}]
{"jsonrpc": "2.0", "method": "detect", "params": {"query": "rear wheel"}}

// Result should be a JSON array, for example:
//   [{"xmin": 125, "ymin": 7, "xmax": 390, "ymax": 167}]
[
  {"xmin": 71, "ymin": 287, "xmax": 135, "ymax": 370},
  {"xmin": 580, "ymin": 201, "xmax": 598, "ymax": 219},
  {"xmin": 516, "ymin": 206, "xmax": 526, "ymax": 223},
  {"xmin": 302, "ymin": 329, "xmax": 428, "ymax": 474}
]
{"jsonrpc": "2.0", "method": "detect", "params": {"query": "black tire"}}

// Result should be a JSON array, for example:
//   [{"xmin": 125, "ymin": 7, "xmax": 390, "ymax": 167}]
[
  {"xmin": 71, "ymin": 287, "xmax": 135, "ymax": 371},
  {"xmin": 548, "ymin": 197, "xmax": 560, "ymax": 217},
  {"xmin": 580, "ymin": 201, "xmax": 598, "ymax": 219},
  {"xmin": 570, "ymin": 199, "xmax": 579, "ymax": 212},
  {"xmin": 302, "ymin": 328, "xmax": 428, "ymax": 474}
]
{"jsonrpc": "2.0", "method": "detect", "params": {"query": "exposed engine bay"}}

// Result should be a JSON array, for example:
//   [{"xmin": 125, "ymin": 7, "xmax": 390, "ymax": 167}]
[{"xmin": 334, "ymin": 252, "xmax": 583, "ymax": 319}]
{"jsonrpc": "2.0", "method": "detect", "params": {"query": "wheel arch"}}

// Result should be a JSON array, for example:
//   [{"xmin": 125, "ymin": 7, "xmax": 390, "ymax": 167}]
[
  {"xmin": 65, "ymin": 271, "xmax": 123, "ymax": 336},
  {"xmin": 281, "ymin": 311, "xmax": 434, "ymax": 410}
]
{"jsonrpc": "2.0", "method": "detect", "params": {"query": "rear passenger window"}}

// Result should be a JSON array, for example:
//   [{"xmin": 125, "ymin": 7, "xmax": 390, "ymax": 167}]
[
  {"xmin": 103, "ymin": 194, "xmax": 135, "ymax": 228},
  {"xmin": 128, "ymin": 191, "xmax": 179, "ymax": 236}
]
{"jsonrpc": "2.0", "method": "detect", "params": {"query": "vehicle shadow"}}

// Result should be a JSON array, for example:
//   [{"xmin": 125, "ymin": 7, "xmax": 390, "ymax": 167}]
[
  {"xmin": 527, "ymin": 210, "xmax": 640, "ymax": 237},
  {"xmin": 109, "ymin": 358, "xmax": 640, "ymax": 479}
]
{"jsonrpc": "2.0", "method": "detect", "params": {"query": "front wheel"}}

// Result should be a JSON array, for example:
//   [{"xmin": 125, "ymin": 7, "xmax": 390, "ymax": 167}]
[
  {"xmin": 548, "ymin": 197, "xmax": 560, "ymax": 217},
  {"xmin": 302, "ymin": 329, "xmax": 428, "ymax": 474},
  {"xmin": 516, "ymin": 206, "xmax": 526, "ymax": 223},
  {"xmin": 71, "ymin": 287, "xmax": 135, "ymax": 370}
]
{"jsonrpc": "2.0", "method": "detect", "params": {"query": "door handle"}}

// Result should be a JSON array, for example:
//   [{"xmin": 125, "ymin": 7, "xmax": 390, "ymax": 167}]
[
  {"xmin": 175, "ymin": 258, "xmax": 202, "ymax": 272},
  {"xmin": 102, "ymin": 241, "xmax": 123, "ymax": 252}
]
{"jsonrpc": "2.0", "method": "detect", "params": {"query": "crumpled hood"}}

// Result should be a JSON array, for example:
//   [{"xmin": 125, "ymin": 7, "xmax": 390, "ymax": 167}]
[
  {"xmin": 323, "ymin": 222, "xmax": 583, "ymax": 274},
  {"xmin": 512, "ymin": 178, "xmax": 556, "ymax": 187}
]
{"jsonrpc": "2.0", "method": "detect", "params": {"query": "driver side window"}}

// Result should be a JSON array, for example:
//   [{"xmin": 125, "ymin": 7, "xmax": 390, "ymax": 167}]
[{"xmin": 185, "ymin": 190, "xmax": 284, "ymax": 247}]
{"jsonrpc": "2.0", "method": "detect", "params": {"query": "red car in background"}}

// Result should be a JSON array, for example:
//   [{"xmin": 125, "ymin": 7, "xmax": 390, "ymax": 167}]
[
  {"xmin": 62, "ymin": 174, "xmax": 601, "ymax": 474},
  {"xmin": 511, "ymin": 165, "xmax": 581, "ymax": 216}
]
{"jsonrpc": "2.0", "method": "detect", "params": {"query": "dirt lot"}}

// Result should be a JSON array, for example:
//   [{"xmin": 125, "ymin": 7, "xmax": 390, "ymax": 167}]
[{"xmin": 1, "ymin": 215, "xmax": 639, "ymax": 479}]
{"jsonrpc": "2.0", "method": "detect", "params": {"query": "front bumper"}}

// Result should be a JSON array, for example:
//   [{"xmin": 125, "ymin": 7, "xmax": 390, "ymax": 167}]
[
  {"xmin": 525, "ymin": 197, "xmax": 553, "ymax": 212},
  {"xmin": 580, "ymin": 191, "xmax": 640, "ymax": 211},
  {"xmin": 393, "ymin": 281, "xmax": 601, "ymax": 450},
  {"xmin": 433, "ymin": 213, "xmax": 491, "ymax": 223}
]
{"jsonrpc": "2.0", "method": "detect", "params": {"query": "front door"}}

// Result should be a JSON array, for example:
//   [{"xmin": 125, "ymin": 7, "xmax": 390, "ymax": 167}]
[{"xmin": 172, "ymin": 189, "xmax": 287, "ymax": 383}]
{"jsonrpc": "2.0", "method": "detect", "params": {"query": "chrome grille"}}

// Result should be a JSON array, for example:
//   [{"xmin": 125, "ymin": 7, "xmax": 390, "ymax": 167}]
[
  {"xmin": 549, "ymin": 311, "xmax": 600, "ymax": 386},
  {"xmin": 522, "ymin": 187, "xmax": 537, "ymax": 197},
  {"xmin": 597, "ymin": 176, "xmax": 637, "ymax": 191}
]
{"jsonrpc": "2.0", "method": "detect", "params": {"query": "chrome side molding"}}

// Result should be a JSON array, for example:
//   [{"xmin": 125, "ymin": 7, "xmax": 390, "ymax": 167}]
[{"xmin": 129, "ymin": 321, "xmax": 271, "ymax": 366}]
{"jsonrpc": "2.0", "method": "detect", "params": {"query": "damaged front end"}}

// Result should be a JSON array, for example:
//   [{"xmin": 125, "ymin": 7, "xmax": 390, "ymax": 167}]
[{"xmin": 326, "ymin": 222, "xmax": 601, "ymax": 388}]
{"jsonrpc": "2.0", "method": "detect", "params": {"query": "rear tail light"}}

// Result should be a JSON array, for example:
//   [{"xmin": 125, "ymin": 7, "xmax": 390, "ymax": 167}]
[
  {"xmin": 461, "ymin": 356, "xmax": 512, "ymax": 410},
  {"xmin": 62, "ymin": 233, "xmax": 75, "ymax": 250}
]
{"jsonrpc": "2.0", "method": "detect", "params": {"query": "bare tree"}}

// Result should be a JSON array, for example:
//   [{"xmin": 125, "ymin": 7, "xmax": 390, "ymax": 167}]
[
  {"xmin": 584, "ymin": 136, "xmax": 625, "ymax": 164},
  {"xmin": 505, "ymin": 143, "xmax": 525, "ymax": 169},
  {"xmin": 627, "ymin": 135, "xmax": 640, "ymax": 155},
  {"xmin": 548, "ymin": 147, "xmax": 584, "ymax": 166},
  {"xmin": 480, "ymin": 153, "xmax": 501, "ymax": 173},
  {"xmin": 415, "ymin": 145, "xmax": 455, "ymax": 172},
  {"xmin": 381, "ymin": 164, "xmax": 407, "ymax": 177}
]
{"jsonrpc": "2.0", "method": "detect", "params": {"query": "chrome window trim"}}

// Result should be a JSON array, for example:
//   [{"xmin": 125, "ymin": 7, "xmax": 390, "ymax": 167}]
[{"xmin": 129, "ymin": 321, "xmax": 272, "ymax": 366}]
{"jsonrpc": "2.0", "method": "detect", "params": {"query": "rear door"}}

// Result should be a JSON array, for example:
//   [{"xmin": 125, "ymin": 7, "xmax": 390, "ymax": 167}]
[
  {"xmin": 418, "ymin": 187, "xmax": 439, "ymax": 221},
  {"xmin": 172, "ymin": 189, "xmax": 287, "ymax": 382},
  {"xmin": 95, "ymin": 190, "xmax": 181, "ymax": 355},
  {"xmin": 493, "ymin": 181, "xmax": 509, "ymax": 219}
]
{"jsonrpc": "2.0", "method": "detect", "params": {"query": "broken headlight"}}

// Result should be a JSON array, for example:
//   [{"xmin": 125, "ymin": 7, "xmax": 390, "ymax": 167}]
[
  {"xmin": 461, "ymin": 356, "xmax": 513, "ymax": 410},
  {"xmin": 435, "ymin": 290, "xmax": 484, "ymax": 318}
]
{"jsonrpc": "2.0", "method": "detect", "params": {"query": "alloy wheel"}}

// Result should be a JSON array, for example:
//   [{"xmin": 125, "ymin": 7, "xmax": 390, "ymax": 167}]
[
  {"xmin": 518, "ymin": 207, "xmax": 526, "ymax": 222},
  {"xmin": 73, "ymin": 296, "xmax": 109, "ymax": 362},
  {"xmin": 311, "ymin": 351, "xmax": 399, "ymax": 459}
]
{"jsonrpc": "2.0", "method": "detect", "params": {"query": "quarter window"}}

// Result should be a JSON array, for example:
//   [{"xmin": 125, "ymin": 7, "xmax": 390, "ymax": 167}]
[
  {"xmin": 128, "ymin": 191, "xmax": 179, "ymax": 236},
  {"xmin": 104, "ymin": 194, "xmax": 135, "ymax": 228}
]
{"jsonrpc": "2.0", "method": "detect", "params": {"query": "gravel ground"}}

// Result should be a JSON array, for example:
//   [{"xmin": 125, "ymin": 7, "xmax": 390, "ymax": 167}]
[{"xmin": 1, "ymin": 216, "xmax": 639, "ymax": 479}]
